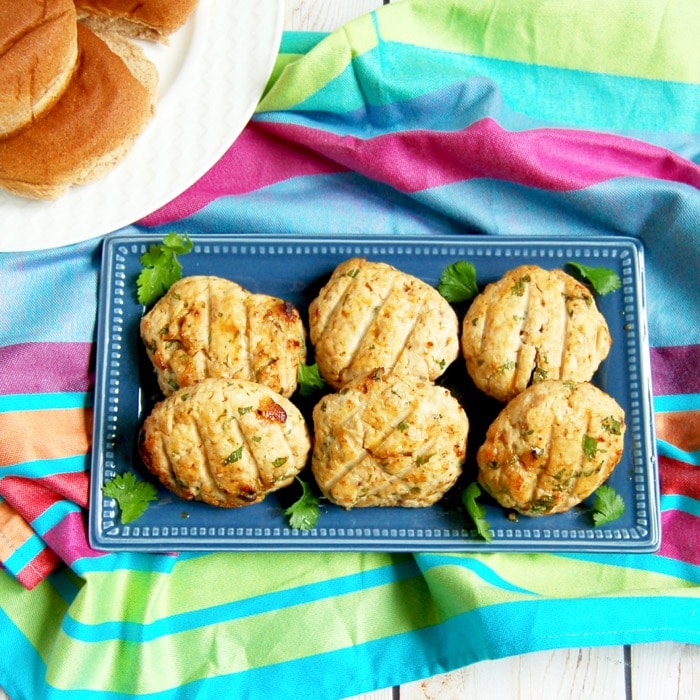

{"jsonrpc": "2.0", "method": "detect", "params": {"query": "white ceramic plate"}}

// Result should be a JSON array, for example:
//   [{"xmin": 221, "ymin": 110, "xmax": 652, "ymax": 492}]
[{"xmin": 0, "ymin": 0, "xmax": 284, "ymax": 252}]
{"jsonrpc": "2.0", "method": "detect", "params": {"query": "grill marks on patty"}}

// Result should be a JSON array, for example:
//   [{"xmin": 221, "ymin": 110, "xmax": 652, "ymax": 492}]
[
  {"xmin": 476, "ymin": 380, "xmax": 625, "ymax": 516},
  {"xmin": 463, "ymin": 266, "xmax": 611, "ymax": 402},
  {"xmin": 139, "ymin": 378, "xmax": 311, "ymax": 508},
  {"xmin": 140, "ymin": 276, "xmax": 306, "ymax": 398},
  {"xmin": 309, "ymin": 258, "xmax": 459, "ymax": 390}
]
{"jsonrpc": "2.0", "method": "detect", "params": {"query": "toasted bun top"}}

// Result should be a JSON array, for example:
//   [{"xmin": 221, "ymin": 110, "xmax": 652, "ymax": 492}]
[
  {"xmin": 75, "ymin": 0, "xmax": 199, "ymax": 38},
  {"xmin": 0, "ymin": 22, "xmax": 156, "ymax": 199},
  {"xmin": 0, "ymin": 0, "xmax": 78, "ymax": 137}
]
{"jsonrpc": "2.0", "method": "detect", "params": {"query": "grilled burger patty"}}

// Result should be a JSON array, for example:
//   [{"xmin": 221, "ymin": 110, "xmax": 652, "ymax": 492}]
[
  {"xmin": 308, "ymin": 258, "xmax": 459, "ymax": 390},
  {"xmin": 139, "ymin": 378, "xmax": 311, "ymax": 508},
  {"xmin": 140, "ymin": 275, "xmax": 306, "ymax": 398},
  {"xmin": 311, "ymin": 369, "xmax": 469, "ymax": 508},
  {"xmin": 476, "ymin": 380, "xmax": 626, "ymax": 516},
  {"xmin": 461, "ymin": 265, "xmax": 612, "ymax": 402}
]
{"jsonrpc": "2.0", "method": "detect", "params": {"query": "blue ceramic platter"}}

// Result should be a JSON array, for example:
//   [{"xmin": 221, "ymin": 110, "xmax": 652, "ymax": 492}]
[{"xmin": 89, "ymin": 233, "xmax": 659, "ymax": 552}]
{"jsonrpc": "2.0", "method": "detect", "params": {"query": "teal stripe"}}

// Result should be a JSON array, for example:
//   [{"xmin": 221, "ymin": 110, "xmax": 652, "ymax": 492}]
[
  {"xmin": 72, "ymin": 551, "xmax": 180, "ymax": 577},
  {"xmin": 279, "ymin": 31, "xmax": 328, "ymax": 55},
  {"xmin": 658, "ymin": 439, "xmax": 700, "ymax": 466},
  {"xmin": 61, "ymin": 559, "xmax": 419, "ymax": 644},
  {"xmin": 283, "ymin": 43, "xmax": 700, "ymax": 136},
  {"xmin": 661, "ymin": 493, "xmax": 700, "ymax": 517},
  {"xmin": 0, "ymin": 454, "xmax": 87, "ymax": 479},
  {"xmin": 654, "ymin": 393, "xmax": 700, "ymax": 413},
  {"xmin": 30, "ymin": 595, "xmax": 700, "ymax": 700},
  {"xmin": 2, "ymin": 533, "xmax": 45, "ymax": 577},
  {"xmin": 31, "ymin": 501, "xmax": 82, "ymax": 535},
  {"xmin": 0, "ymin": 392, "xmax": 92, "ymax": 413},
  {"xmin": 416, "ymin": 553, "xmax": 537, "ymax": 596}
]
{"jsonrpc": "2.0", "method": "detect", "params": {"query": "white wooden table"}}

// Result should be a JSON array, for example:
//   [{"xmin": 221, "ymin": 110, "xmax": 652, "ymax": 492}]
[
  {"xmin": 0, "ymin": 4, "xmax": 695, "ymax": 700},
  {"xmin": 285, "ymin": 2, "xmax": 699, "ymax": 699}
]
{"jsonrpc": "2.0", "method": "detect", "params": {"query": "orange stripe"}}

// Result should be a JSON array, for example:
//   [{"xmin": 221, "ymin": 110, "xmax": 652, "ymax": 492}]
[
  {"xmin": 0, "ymin": 408, "xmax": 92, "ymax": 467},
  {"xmin": 656, "ymin": 410, "xmax": 700, "ymax": 452},
  {"xmin": 0, "ymin": 499, "xmax": 34, "ymax": 559}
]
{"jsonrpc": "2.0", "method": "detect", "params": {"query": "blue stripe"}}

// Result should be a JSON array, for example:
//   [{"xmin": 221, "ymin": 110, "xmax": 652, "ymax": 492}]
[
  {"xmin": 0, "ymin": 454, "xmax": 88, "ymax": 479},
  {"xmin": 0, "ymin": 392, "xmax": 92, "ymax": 414},
  {"xmin": 661, "ymin": 493, "xmax": 700, "ymax": 517},
  {"xmin": 61, "ymin": 558, "xmax": 420, "ymax": 644},
  {"xmin": 2, "ymin": 534, "xmax": 46, "ymax": 578},
  {"xmin": 415, "ymin": 553, "xmax": 537, "ymax": 596},
  {"xmin": 31, "ymin": 500, "xmax": 82, "ymax": 535},
  {"xmin": 657, "ymin": 439, "xmax": 700, "ymax": 466},
  {"xmin": 654, "ymin": 393, "xmax": 700, "ymax": 413}
]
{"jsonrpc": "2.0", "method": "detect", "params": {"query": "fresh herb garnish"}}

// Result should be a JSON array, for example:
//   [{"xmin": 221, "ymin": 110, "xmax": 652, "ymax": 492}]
[
  {"xmin": 284, "ymin": 477, "xmax": 321, "ymax": 530},
  {"xmin": 581, "ymin": 434, "xmax": 599, "ymax": 459},
  {"xmin": 437, "ymin": 261, "xmax": 478, "ymax": 303},
  {"xmin": 462, "ymin": 481, "xmax": 493, "ymax": 542},
  {"xmin": 102, "ymin": 472, "xmax": 158, "ymax": 524},
  {"xmin": 565, "ymin": 262, "xmax": 621, "ymax": 296},
  {"xmin": 591, "ymin": 484, "xmax": 625, "ymax": 526},
  {"xmin": 137, "ymin": 233, "xmax": 193, "ymax": 306},
  {"xmin": 297, "ymin": 362, "xmax": 326, "ymax": 396}
]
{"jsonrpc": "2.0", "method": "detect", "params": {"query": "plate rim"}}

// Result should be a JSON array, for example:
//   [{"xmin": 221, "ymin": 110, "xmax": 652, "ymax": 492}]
[{"xmin": 89, "ymin": 232, "xmax": 660, "ymax": 554}]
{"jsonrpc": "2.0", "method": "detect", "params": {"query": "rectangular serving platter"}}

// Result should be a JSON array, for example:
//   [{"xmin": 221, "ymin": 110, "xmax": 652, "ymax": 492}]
[{"xmin": 89, "ymin": 233, "xmax": 660, "ymax": 552}]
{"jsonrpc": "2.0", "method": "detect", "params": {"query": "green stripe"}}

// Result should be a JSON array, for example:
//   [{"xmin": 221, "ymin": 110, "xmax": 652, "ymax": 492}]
[
  {"xmin": 379, "ymin": 0, "xmax": 700, "ymax": 83},
  {"xmin": 48, "ymin": 570, "xmax": 435, "ymax": 694},
  {"xmin": 69, "ymin": 552, "xmax": 406, "ymax": 625}
]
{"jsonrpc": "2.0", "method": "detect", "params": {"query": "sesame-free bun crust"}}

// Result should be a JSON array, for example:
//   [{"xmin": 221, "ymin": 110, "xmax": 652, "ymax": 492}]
[
  {"xmin": 75, "ymin": 0, "xmax": 200, "ymax": 42},
  {"xmin": 0, "ymin": 0, "xmax": 78, "ymax": 137},
  {"xmin": 0, "ymin": 22, "xmax": 157, "ymax": 200}
]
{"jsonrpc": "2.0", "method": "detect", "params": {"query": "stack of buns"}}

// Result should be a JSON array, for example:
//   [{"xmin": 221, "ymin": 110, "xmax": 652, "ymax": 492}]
[{"xmin": 0, "ymin": 0, "xmax": 199, "ymax": 200}]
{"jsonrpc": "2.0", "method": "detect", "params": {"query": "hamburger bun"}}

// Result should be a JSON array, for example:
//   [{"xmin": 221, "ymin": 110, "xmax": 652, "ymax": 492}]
[
  {"xmin": 0, "ymin": 22, "xmax": 157, "ymax": 200},
  {"xmin": 75, "ymin": 0, "xmax": 200, "ymax": 43},
  {"xmin": 0, "ymin": 0, "xmax": 78, "ymax": 138}
]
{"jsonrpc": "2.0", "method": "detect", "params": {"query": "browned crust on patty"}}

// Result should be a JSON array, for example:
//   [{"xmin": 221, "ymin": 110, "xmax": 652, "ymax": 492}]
[
  {"xmin": 476, "ymin": 380, "xmax": 626, "ymax": 516},
  {"xmin": 139, "ymin": 378, "xmax": 311, "ymax": 508},
  {"xmin": 140, "ymin": 275, "xmax": 307, "ymax": 398},
  {"xmin": 311, "ymin": 369, "xmax": 469, "ymax": 508},
  {"xmin": 461, "ymin": 265, "xmax": 612, "ymax": 402},
  {"xmin": 309, "ymin": 258, "xmax": 459, "ymax": 390}
]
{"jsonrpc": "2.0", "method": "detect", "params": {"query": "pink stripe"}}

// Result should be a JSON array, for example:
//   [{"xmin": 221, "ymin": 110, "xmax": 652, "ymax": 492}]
[
  {"xmin": 256, "ymin": 119, "xmax": 700, "ymax": 194},
  {"xmin": 42, "ymin": 510, "xmax": 109, "ymax": 566},
  {"xmin": 658, "ymin": 510, "xmax": 700, "ymax": 566},
  {"xmin": 140, "ymin": 125, "xmax": 347, "ymax": 226},
  {"xmin": 142, "ymin": 119, "xmax": 700, "ymax": 227},
  {"xmin": 651, "ymin": 344, "xmax": 700, "ymax": 396},
  {"xmin": 0, "ymin": 342, "xmax": 93, "ymax": 395}
]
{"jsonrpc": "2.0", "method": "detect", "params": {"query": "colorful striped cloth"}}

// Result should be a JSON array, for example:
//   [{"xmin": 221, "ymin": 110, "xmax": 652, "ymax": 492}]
[{"xmin": 1, "ymin": 1, "xmax": 699, "ymax": 697}]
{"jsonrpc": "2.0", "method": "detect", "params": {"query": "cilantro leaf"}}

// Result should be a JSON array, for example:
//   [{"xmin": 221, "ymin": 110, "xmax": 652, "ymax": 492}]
[
  {"xmin": 297, "ymin": 362, "xmax": 326, "ymax": 397},
  {"xmin": 462, "ymin": 481, "xmax": 493, "ymax": 542},
  {"xmin": 591, "ymin": 484, "xmax": 625, "ymax": 526},
  {"xmin": 438, "ymin": 261, "xmax": 479, "ymax": 303},
  {"xmin": 137, "ymin": 233, "xmax": 193, "ymax": 306},
  {"xmin": 284, "ymin": 477, "xmax": 320, "ymax": 530},
  {"xmin": 565, "ymin": 262, "xmax": 621, "ymax": 296},
  {"xmin": 102, "ymin": 472, "xmax": 158, "ymax": 524}
]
